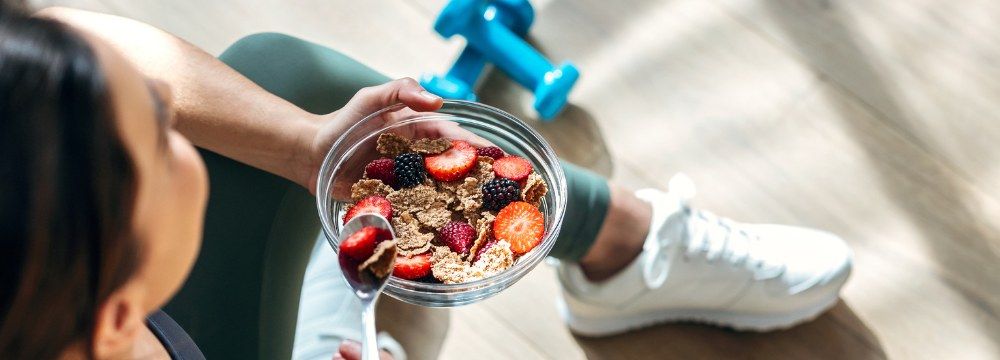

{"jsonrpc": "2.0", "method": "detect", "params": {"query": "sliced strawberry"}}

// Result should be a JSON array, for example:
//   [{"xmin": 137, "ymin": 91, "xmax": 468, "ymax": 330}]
[
  {"xmin": 425, "ymin": 140, "xmax": 477, "ymax": 182},
  {"xmin": 493, "ymin": 202, "xmax": 545, "ymax": 255},
  {"xmin": 344, "ymin": 196, "xmax": 392, "ymax": 223},
  {"xmin": 339, "ymin": 226, "xmax": 378, "ymax": 260},
  {"xmin": 493, "ymin": 156, "xmax": 533, "ymax": 181},
  {"xmin": 392, "ymin": 252, "xmax": 432, "ymax": 279},
  {"xmin": 374, "ymin": 227, "xmax": 394, "ymax": 243}
]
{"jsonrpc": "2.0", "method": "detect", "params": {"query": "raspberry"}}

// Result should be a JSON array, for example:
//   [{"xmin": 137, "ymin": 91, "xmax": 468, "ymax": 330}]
[
  {"xmin": 439, "ymin": 221, "xmax": 476, "ymax": 256},
  {"xmin": 476, "ymin": 146, "xmax": 505, "ymax": 160},
  {"xmin": 394, "ymin": 152, "xmax": 425, "ymax": 188},
  {"xmin": 481, "ymin": 178, "xmax": 521, "ymax": 211},
  {"xmin": 364, "ymin": 159, "xmax": 396, "ymax": 187}
]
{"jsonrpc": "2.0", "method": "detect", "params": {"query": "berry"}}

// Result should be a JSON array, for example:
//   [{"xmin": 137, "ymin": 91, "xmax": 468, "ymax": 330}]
[
  {"xmin": 481, "ymin": 178, "xmax": 521, "ymax": 211},
  {"xmin": 439, "ymin": 221, "xmax": 476, "ymax": 256},
  {"xmin": 374, "ymin": 227, "xmax": 394, "ymax": 243},
  {"xmin": 476, "ymin": 146, "xmax": 505, "ymax": 160},
  {"xmin": 493, "ymin": 202, "xmax": 544, "ymax": 255},
  {"xmin": 394, "ymin": 153, "xmax": 426, "ymax": 188},
  {"xmin": 365, "ymin": 159, "xmax": 396, "ymax": 187},
  {"xmin": 473, "ymin": 239, "xmax": 498, "ymax": 263},
  {"xmin": 344, "ymin": 196, "xmax": 392, "ymax": 223},
  {"xmin": 339, "ymin": 226, "xmax": 378, "ymax": 260},
  {"xmin": 393, "ymin": 252, "xmax": 432, "ymax": 279},
  {"xmin": 425, "ymin": 140, "xmax": 477, "ymax": 182},
  {"xmin": 493, "ymin": 156, "xmax": 533, "ymax": 181}
]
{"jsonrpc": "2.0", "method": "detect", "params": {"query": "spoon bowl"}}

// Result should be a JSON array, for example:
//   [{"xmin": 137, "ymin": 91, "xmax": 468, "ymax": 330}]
[{"xmin": 335, "ymin": 213, "xmax": 395, "ymax": 360}]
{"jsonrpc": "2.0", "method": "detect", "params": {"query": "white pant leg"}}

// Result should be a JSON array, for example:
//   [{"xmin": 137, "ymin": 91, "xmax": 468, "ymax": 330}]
[{"xmin": 292, "ymin": 235, "xmax": 406, "ymax": 360}]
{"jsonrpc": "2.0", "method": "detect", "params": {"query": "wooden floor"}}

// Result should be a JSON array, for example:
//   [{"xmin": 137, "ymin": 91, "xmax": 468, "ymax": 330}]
[{"xmin": 33, "ymin": 0, "xmax": 1000, "ymax": 359}]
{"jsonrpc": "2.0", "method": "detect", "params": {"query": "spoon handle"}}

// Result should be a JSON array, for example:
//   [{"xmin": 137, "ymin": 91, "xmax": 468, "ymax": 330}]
[{"xmin": 361, "ymin": 299, "xmax": 380, "ymax": 360}]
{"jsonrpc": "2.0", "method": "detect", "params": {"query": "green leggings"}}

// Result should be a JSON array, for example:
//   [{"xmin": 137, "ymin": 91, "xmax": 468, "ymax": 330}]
[{"xmin": 163, "ymin": 33, "xmax": 610, "ymax": 360}]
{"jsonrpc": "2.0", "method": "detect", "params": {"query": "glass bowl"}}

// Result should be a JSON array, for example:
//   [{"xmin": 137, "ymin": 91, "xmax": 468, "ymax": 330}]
[{"xmin": 316, "ymin": 100, "xmax": 567, "ymax": 307}]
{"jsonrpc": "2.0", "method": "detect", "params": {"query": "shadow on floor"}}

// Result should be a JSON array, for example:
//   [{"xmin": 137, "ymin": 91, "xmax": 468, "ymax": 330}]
[
  {"xmin": 573, "ymin": 301, "xmax": 885, "ymax": 359},
  {"xmin": 476, "ymin": 70, "xmax": 615, "ymax": 177}
]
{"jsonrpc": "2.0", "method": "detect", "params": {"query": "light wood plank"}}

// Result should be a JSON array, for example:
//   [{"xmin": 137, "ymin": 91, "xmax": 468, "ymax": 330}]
[
  {"xmin": 710, "ymin": 0, "xmax": 1000, "ymax": 222},
  {"xmin": 29, "ymin": 0, "xmax": 112, "ymax": 12},
  {"xmin": 90, "ymin": 0, "xmax": 459, "ymax": 79},
  {"xmin": 438, "ymin": 304, "xmax": 550, "ymax": 360}
]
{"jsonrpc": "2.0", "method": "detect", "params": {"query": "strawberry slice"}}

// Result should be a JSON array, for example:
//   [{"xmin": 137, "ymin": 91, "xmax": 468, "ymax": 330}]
[
  {"xmin": 344, "ymin": 196, "xmax": 392, "ymax": 223},
  {"xmin": 493, "ymin": 202, "xmax": 545, "ymax": 255},
  {"xmin": 493, "ymin": 156, "xmax": 533, "ymax": 181},
  {"xmin": 425, "ymin": 140, "xmax": 477, "ymax": 182},
  {"xmin": 374, "ymin": 227, "xmax": 394, "ymax": 243},
  {"xmin": 339, "ymin": 226, "xmax": 378, "ymax": 260},
  {"xmin": 392, "ymin": 252, "xmax": 432, "ymax": 279}
]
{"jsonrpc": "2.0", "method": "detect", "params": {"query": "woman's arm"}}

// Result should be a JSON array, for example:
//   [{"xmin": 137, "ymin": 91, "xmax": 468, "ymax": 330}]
[{"xmin": 38, "ymin": 7, "xmax": 442, "ymax": 191}]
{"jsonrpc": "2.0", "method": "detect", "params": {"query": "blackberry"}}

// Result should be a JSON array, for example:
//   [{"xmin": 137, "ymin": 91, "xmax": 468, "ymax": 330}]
[
  {"xmin": 481, "ymin": 178, "xmax": 521, "ymax": 211},
  {"xmin": 394, "ymin": 152, "xmax": 426, "ymax": 188}
]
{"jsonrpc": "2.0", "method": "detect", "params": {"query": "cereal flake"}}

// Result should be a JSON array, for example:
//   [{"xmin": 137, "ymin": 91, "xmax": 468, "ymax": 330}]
[
  {"xmin": 359, "ymin": 240, "xmax": 398, "ymax": 278},
  {"xmin": 521, "ymin": 172, "xmax": 547, "ymax": 207},
  {"xmin": 410, "ymin": 138, "xmax": 452, "ymax": 155},
  {"xmin": 350, "ymin": 179, "xmax": 393, "ymax": 203},
  {"xmin": 467, "ymin": 213, "xmax": 496, "ymax": 262},
  {"xmin": 392, "ymin": 213, "xmax": 433, "ymax": 255},
  {"xmin": 376, "ymin": 133, "xmax": 411, "ymax": 157},
  {"xmin": 472, "ymin": 240, "xmax": 515, "ymax": 277}
]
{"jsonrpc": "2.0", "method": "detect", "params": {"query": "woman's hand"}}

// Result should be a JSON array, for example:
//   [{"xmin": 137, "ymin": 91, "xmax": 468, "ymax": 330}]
[
  {"xmin": 299, "ymin": 78, "xmax": 442, "ymax": 194},
  {"xmin": 332, "ymin": 340, "xmax": 395, "ymax": 360},
  {"xmin": 299, "ymin": 77, "xmax": 492, "ymax": 196}
]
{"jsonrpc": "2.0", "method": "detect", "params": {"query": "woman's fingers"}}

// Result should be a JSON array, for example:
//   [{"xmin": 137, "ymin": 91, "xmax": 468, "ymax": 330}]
[
  {"xmin": 335, "ymin": 339, "xmax": 395, "ymax": 360},
  {"xmin": 340, "ymin": 78, "xmax": 443, "ymax": 124}
]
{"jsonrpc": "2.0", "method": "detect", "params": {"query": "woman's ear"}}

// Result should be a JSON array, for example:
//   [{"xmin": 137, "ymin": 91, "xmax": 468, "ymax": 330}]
[{"xmin": 92, "ymin": 282, "xmax": 147, "ymax": 358}]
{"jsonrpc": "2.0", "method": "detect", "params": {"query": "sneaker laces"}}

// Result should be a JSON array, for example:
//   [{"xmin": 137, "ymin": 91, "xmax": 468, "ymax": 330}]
[
  {"xmin": 683, "ymin": 210, "xmax": 761, "ymax": 269},
  {"xmin": 642, "ymin": 175, "xmax": 783, "ymax": 288}
]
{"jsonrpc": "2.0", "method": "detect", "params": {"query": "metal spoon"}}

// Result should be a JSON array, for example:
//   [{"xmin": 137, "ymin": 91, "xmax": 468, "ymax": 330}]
[{"xmin": 335, "ymin": 213, "xmax": 396, "ymax": 360}]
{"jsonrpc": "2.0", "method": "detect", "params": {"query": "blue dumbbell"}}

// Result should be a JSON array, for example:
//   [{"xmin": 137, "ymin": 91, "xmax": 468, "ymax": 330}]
[
  {"xmin": 433, "ymin": 0, "xmax": 579, "ymax": 120},
  {"xmin": 420, "ymin": 0, "xmax": 534, "ymax": 103}
]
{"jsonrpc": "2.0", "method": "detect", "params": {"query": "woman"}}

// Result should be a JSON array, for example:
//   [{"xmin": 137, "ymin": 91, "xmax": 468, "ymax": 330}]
[
  {"xmin": 1, "ymin": 2, "xmax": 851, "ymax": 359},
  {"xmin": 0, "ymin": 4, "xmax": 438, "ymax": 358}
]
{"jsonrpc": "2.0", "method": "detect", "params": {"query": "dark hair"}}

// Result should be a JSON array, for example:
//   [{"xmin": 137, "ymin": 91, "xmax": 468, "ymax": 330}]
[{"xmin": 0, "ymin": 7, "xmax": 141, "ymax": 360}]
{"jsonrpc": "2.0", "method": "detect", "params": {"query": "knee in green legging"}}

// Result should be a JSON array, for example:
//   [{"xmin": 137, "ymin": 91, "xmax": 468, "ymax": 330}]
[
  {"xmin": 221, "ymin": 32, "xmax": 306, "ymax": 60},
  {"xmin": 219, "ymin": 32, "xmax": 389, "ymax": 114}
]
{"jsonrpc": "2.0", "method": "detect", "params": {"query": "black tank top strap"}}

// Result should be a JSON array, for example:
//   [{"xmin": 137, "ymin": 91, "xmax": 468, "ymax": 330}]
[{"xmin": 146, "ymin": 310, "xmax": 206, "ymax": 360}]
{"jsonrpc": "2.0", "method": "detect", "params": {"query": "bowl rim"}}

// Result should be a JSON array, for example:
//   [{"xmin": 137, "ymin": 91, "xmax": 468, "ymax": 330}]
[{"xmin": 315, "ymin": 99, "xmax": 568, "ymax": 293}]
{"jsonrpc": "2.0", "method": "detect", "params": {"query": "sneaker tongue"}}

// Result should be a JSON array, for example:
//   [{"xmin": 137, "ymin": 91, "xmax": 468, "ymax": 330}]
[{"xmin": 667, "ymin": 174, "xmax": 696, "ymax": 203}]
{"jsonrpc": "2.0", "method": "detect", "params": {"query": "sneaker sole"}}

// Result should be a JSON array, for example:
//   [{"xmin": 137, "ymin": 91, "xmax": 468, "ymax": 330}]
[{"xmin": 558, "ymin": 293, "xmax": 840, "ymax": 337}]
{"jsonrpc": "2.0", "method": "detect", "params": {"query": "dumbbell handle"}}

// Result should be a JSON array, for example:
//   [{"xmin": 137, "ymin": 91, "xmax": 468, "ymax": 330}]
[{"xmin": 462, "ymin": 13, "xmax": 552, "ymax": 90}]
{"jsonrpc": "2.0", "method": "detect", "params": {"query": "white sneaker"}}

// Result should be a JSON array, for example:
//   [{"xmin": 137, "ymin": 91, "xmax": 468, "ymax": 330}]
[{"xmin": 556, "ymin": 175, "xmax": 852, "ymax": 336}]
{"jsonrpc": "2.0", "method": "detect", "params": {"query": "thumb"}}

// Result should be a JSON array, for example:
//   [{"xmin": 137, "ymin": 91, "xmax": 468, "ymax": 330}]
[{"xmin": 340, "ymin": 78, "xmax": 443, "ymax": 122}]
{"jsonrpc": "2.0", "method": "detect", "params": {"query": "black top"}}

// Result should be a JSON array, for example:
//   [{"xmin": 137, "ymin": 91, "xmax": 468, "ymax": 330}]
[{"xmin": 146, "ymin": 310, "xmax": 206, "ymax": 360}]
